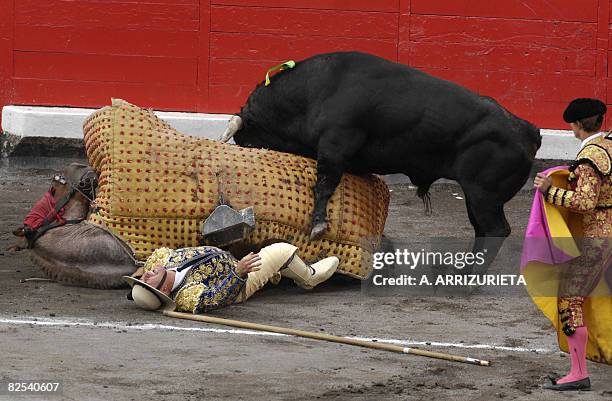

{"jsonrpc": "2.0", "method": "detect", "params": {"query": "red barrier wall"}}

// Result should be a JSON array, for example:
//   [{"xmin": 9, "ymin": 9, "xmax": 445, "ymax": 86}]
[{"xmin": 1, "ymin": 0, "xmax": 611, "ymax": 129}]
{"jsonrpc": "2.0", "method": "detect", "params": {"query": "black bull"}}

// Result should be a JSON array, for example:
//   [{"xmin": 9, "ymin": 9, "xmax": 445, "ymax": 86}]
[{"xmin": 222, "ymin": 51, "xmax": 541, "ymax": 273}]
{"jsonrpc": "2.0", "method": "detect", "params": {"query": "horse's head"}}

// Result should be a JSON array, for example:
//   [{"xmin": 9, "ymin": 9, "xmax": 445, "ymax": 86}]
[
  {"xmin": 8, "ymin": 163, "xmax": 98, "ymax": 250},
  {"xmin": 63, "ymin": 163, "xmax": 98, "ymax": 200},
  {"xmin": 37, "ymin": 163, "xmax": 98, "ymax": 222}
]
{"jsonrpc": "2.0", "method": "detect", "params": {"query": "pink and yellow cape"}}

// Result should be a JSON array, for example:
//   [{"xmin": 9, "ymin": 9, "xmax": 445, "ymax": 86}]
[{"xmin": 521, "ymin": 167, "xmax": 612, "ymax": 365}]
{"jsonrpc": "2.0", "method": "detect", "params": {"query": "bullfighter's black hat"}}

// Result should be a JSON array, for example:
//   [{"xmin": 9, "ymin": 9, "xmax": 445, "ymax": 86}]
[{"xmin": 563, "ymin": 98, "xmax": 607, "ymax": 123}]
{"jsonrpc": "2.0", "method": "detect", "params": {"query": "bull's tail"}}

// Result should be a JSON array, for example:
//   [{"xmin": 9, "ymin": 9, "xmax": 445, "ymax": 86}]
[
  {"xmin": 515, "ymin": 117, "xmax": 541, "ymax": 156},
  {"xmin": 417, "ymin": 184, "xmax": 433, "ymax": 216},
  {"xmin": 528, "ymin": 123, "xmax": 542, "ymax": 152}
]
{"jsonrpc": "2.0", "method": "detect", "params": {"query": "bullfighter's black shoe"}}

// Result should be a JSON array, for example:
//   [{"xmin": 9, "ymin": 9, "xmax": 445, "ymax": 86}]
[{"xmin": 543, "ymin": 376, "xmax": 591, "ymax": 391}]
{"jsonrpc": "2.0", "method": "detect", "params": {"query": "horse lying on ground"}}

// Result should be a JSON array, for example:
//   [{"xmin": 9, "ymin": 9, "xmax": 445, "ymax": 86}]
[{"xmin": 8, "ymin": 164, "xmax": 138, "ymax": 288}]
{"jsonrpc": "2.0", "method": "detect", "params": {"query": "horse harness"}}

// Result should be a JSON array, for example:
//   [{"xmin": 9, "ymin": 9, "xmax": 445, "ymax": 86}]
[{"xmin": 24, "ymin": 169, "xmax": 98, "ymax": 248}]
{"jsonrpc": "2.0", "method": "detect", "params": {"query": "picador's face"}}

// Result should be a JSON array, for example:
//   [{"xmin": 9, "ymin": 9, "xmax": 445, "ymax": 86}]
[{"xmin": 141, "ymin": 266, "xmax": 168, "ymax": 291}]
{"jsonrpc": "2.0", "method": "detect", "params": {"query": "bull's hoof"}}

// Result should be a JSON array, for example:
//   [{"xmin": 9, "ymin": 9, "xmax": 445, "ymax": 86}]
[{"xmin": 310, "ymin": 223, "xmax": 328, "ymax": 240}]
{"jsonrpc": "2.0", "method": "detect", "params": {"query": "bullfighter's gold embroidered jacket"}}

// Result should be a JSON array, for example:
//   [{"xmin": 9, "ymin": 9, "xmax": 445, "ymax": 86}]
[
  {"xmin": 144, "ymin": 246, "xmax": 245, "ymax": 313},
  {"xmin": 545, "ymin": 133, "xmax": 612, "ymax": 238}
]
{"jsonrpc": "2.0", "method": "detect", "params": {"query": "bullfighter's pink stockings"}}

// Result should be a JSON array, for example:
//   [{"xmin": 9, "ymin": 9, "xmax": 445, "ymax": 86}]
[{"xmin": 557, "ymin": 326, "xmax": 589, "ymax": 384}]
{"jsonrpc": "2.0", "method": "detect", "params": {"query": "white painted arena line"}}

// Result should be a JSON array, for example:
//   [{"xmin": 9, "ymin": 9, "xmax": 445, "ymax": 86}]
[{"xmin": 0, "ymin": 316, "xmax": 551, "ymax": 354}]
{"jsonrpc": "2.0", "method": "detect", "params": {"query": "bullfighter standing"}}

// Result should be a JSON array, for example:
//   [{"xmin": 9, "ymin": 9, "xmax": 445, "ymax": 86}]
[
  {"xmin": 533, "ymin": 98, "xmax": 612, "ymax": 391},
  {"xmin": 124, "ymin": 243, "xmax": 339, "ymax": 313}
]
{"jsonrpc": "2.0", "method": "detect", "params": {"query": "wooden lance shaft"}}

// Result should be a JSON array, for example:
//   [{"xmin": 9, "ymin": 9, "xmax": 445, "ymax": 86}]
[{"xmin": 163, "ymin": 310, "xmax": 491, "ymax": 367}]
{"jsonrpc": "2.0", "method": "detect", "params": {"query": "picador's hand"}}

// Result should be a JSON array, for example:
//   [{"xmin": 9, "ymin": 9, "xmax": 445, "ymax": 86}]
[
  {"xmin": 235, "ymin": 252, "xmax": 262, "ymax": 278},
  {"xmin": 533, "ymin": 172, "xmax": 552, "ymax": 193}
]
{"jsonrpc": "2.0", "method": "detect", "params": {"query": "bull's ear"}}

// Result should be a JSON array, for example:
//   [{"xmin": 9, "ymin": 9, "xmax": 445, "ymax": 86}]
[{"xmin": 13, "ymin": 228, "xmax": 25, "ymax": 237}]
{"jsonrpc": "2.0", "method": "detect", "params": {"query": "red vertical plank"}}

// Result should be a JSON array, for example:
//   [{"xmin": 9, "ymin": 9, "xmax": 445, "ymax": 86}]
[
  {"xmin": 212, "ymin": 0, "xmax": 398, "ymax": 12},
  {"xmin": 397, "ymin": 0, "xmax": 410, "ymax": 64},
  {"xmin": 12, "ymin": 78, "xmax": 198, "ymax": 111},
  {"xmin": 595, "ymin": 0, "xmax": 610, "ymax": 130},
  {"xmin": 211, "ymin": 6, "xmax": 398, "ymax": 38},
  {"xmin": 197, "ymin": 0, "xmax": 211, "ymax": 111},
  {"xmin": 596, "ymin": 0, "xmax": 609, "ymax": 78},
  {"xmin": 15, "ymin": 1, "xmax": 199, "ymax": 31},
  {"xmin": 0, "ymin": 0, "xmax": 14, "ymax": 127},
  {"xmin": 411, "ymin": 0, "xmax": 598, "ymax": 22},
  {"xmin": 14, "ymin": 26, "xmax": 199, "ymax": 58}
]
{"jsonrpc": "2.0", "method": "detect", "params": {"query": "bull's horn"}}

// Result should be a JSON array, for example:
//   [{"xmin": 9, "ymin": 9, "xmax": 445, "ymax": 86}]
[{"xmin": 220, "ymin": 115, "xmax": 243, "ymax": 142}]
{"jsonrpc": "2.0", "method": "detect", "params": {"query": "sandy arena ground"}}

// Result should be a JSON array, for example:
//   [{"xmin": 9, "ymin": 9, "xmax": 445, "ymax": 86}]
[{"xmin": 1, "ymin": 164, "xmax": 611, "ymax": 401}]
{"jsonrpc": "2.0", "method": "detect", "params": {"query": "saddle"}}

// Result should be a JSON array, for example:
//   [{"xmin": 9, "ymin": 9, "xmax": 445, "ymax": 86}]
[{"xmin": 83, "ymin": 99, "xmax": 390, "ymax": 278}]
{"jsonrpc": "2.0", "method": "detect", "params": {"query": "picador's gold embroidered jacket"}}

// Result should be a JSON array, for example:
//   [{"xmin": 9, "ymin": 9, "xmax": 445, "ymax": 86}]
[
  {"xmin": 143, "ymin": 246, "xmax": 245, "ymax": 313},
  {"xmin": 546, "ymin": 133, "xmax": 612, "ymax": 238}
]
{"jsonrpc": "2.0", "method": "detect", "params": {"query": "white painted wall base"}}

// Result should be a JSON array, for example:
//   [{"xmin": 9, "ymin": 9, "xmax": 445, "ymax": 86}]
[
  {"xmin": 537, "ymin": 129, "xmax": 579, "ymax": 160},
  {"xmin": 1, "ymin": 105, "xmax": 232, "ymax": 141},
  {"xmin": 1, "ymin": 105, "xmax": 580, "ymax": 160}
]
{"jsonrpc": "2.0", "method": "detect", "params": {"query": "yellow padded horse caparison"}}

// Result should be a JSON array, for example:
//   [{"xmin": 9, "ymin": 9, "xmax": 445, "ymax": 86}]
[{"xmin": 84, "ymin": 99, "xmax": 390, "ymax": 278}]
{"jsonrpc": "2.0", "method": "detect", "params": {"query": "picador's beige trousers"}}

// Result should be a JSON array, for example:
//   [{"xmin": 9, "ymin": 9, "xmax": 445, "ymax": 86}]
[{"xmin": 234, "ymin": 243, "xmax": 298, "ymax": 303}]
